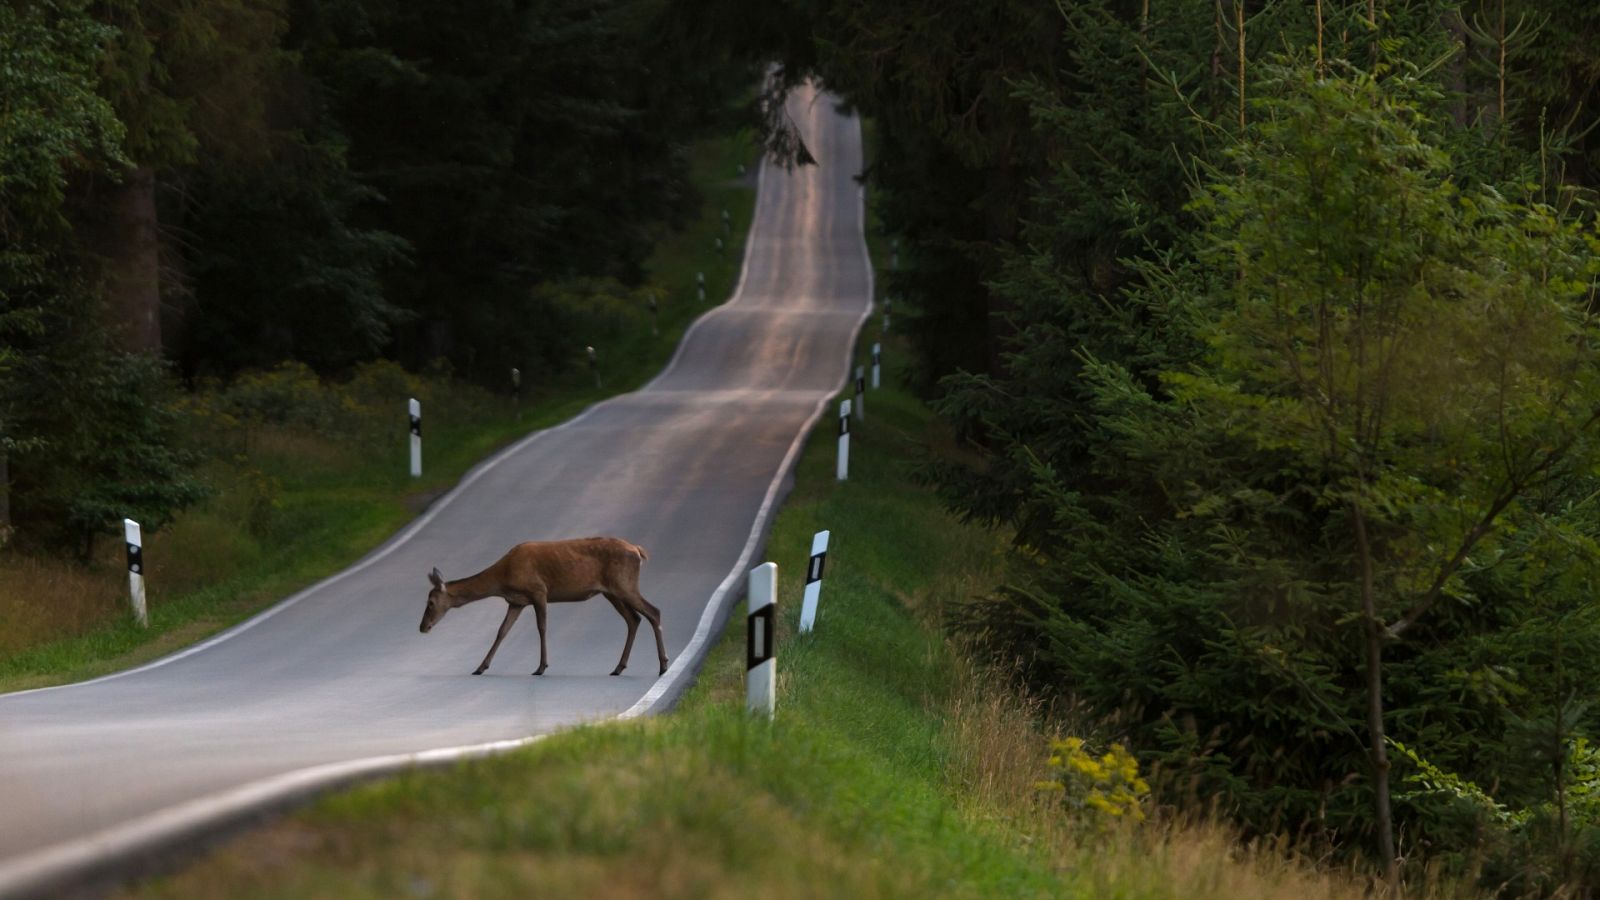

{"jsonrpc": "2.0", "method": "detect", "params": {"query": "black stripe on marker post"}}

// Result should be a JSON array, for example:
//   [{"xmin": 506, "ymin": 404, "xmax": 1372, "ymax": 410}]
[
  {"xmin": 806, "ymin": 551, "xmax": 826, "ymax": 585},
  {"xmin": 126, "ymin": 541, "xmax": 143, "ymax": 575},
  {"xmin": 838, "ymin": 413, "xmax": 849, "ymax": 436},
  {"xmin": 746, "ymin": 604, "xmax": 774, "ymax": 670},
  {"xmin": 409, "ymin": 414, "xmax": 421, "ymax": 437}
]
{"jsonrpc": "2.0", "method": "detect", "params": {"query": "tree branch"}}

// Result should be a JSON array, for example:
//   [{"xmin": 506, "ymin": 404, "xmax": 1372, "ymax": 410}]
[{"xmin": 1385, "ymin": 405, "xmax": 1600, "ymax": 639}]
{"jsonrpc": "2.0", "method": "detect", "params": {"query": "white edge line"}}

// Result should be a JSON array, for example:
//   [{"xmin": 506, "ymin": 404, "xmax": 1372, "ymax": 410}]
[
  {"xmin": 0, "ymin": 104, "xmax": 872, "ymax": 899},
  {"xmin": 1, "ymin": 154, "xmax": 773, "ymax": 704},
  {"xmin": 620, "ymin": 111, "xmax": 874, "ymax": 719},
  {"xmin": 0, "ymin": 733, "xmax": 547, "ymax": 898}
]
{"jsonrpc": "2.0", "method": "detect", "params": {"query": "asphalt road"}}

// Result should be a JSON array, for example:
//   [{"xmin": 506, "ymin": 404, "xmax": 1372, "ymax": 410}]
[{"xmin": 0, "ymin": 85, "xmax": 870, "ymax": 894}]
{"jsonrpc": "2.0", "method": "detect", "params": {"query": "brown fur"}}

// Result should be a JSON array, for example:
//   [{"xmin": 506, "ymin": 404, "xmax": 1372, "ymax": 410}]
[{"xmin": 420, "ymin": 537, "xmax": 667, "ymax": 677}]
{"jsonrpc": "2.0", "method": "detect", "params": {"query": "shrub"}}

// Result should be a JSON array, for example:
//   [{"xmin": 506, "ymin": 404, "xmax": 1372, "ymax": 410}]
[{"xmin": 1039, "ymin": 737, "xmax": 1151, "ymax": 826}]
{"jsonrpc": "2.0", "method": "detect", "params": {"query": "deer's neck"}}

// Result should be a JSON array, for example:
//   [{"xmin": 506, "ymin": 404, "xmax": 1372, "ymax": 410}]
[{"xmin": 446, "ymin": 567, "xmax": 504, "ymax": 606}]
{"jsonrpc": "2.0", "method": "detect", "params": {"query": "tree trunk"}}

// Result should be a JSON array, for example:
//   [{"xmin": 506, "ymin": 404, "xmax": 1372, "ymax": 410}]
[
  {"xmin": 1442, "ymin": 11, "xmax": 1470, "ymax": 129},
  {"xmin": 91, "ymin": 166, "xmax": 164, "ymax": 352},
  {"xmin": 0, "ymin": 447, "xmax": 9, "ymax": 533},
  {"xmin": 1235, "ymin": 0, "xmax": 1246, "ymax": 130},
  {"xmin": 1352, "ymin": 504, "xmax": 1399, "ymax": 881},
  {"xmin": 1363, "ymin": 607, "xmax": 1398, "ymax": 881}
]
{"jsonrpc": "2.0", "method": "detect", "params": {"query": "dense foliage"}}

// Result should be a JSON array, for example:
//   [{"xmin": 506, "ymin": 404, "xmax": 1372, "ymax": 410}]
[
  {"xmin": 737, "ymin": 0, "xmax": 1600, "ymax": 890},
  {"xmin": 10, "ymin": 0, "xmax": 1600, "ymax": 889},
  {"xmin": 0, "ymin": 0, "xmax": 751, "ymax": 550}
]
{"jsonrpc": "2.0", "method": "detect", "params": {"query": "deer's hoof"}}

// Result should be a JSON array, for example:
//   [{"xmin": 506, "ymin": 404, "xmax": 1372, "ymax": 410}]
[
  {"xmin": 472, "ymin": 669, "xmax": 485, "ymax": 676},
  {"xmin": 659, "ymin": 661, "xmax": 669, "ymax": 675},
  {"xmin": 532, "ymin": 667, "xmax": 546, "ymax": 676},
  {"xmin": 610, "ymin": 667, "xmax": 624, "ymax": 676}
]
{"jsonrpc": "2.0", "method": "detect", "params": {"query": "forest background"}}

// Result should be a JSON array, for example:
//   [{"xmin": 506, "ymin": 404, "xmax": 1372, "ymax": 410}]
[{"xmin": 5, "ymin": 0, "xmax": 1600, "ymax": 893}]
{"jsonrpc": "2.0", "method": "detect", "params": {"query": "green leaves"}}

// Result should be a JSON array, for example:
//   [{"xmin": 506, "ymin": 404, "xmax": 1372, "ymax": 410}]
[{"xmin": 0, "ymin": 0, "xmax": 126, "ymax": 236}]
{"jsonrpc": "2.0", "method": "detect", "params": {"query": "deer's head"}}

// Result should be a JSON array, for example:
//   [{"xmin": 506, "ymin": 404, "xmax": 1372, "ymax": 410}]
[{"xmin": 420, "ymin": 567, "xmax": 451, "ymax": 633}]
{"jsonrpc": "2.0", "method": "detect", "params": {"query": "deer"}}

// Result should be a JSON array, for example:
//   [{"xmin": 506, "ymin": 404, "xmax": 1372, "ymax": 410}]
[{"xmin": 419, "ymin": 536, "xmax": 667, "ymax": 678}]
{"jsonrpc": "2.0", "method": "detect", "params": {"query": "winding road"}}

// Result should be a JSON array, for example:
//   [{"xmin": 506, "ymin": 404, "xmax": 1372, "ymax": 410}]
[{"xmin": 0, "ymin": 85, "xmax": 870, "ymax": 896}]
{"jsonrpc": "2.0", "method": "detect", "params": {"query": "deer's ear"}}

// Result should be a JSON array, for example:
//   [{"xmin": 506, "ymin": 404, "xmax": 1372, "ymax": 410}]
[{"xmin": 429, "ymin": 568, "xmax": 444, "ymax": 588}]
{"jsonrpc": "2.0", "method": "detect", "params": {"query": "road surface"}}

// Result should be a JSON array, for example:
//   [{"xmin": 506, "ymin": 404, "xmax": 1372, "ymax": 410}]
[{"xmin": 0, "ymin": 84, "xmax": 869, "ymax": 896}]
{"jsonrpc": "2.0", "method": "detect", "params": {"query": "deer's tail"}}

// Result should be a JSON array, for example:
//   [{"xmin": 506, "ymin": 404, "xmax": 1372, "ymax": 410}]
[{"xmin": 630, "ymin": 542, "xmax": 649, "ymax": 563}]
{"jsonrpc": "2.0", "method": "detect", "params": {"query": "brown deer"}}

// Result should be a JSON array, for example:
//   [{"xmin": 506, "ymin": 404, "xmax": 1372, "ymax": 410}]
[{"xmin": 419, "ymin": 536, "xmax": 667, "ymax": 677}]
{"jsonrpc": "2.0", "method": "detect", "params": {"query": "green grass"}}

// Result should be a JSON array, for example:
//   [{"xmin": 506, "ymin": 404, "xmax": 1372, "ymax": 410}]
[
  {"xmin": 119, "ymin": 325, "xmax": 1070, "ymax": 898},
  {"xmin": 26, "ymin": 118, "xmax": 1402, "ymax": 899},
  {"xmin": 118, "ymin": 323, "xmax": 1392, "ymax": 900},
  {"xmin": 0, "ymin": 129, "xmax": 761, "ymax": 693}
]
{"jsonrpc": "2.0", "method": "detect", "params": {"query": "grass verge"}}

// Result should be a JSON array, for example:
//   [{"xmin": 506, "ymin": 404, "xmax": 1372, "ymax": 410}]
[
  {"xmin": 117, "ymin": 325, "xmax": 1391, "ymax": 899},
  {"xmin": 0, "ymin": 129, "xmax": 760, "ymax": 692}
]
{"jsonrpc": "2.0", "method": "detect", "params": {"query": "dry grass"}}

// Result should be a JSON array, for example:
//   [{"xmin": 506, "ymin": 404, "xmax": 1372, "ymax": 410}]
[
  {"xmin": 0, "ymin": 553, "xmax": 125, "ymax": 658},
  {"xmin": 0, "ymin": 459, "xmax": 270, "ymax": 665},
  {"xmin": 933, "ymin": 646, "xmax": 1477, "ymax": 899},
  {"xmin": 244, "ymin": 427, "xmax": 362, "ymax": 477},
  {"xmin": 1069, "ymin": 819, "xmax": 1370, "ymax": 899},
  {"xmin": 940, "ymin": 654, "xmax": 1058, "ymax": 822}
]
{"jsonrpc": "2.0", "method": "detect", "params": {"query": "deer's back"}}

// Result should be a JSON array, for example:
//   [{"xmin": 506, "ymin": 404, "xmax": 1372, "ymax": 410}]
[{"xmin": 500, "ymin": 536, "xmax": 645, "ymax": 596}]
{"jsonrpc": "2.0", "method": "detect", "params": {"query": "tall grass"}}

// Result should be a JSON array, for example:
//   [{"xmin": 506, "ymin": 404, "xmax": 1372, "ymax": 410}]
[{"xmin": 0, "ymin": 554, "xmax": 124, "ymax": 658}]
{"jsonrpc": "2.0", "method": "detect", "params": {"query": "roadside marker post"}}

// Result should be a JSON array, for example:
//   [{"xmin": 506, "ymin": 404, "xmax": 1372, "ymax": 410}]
[
  {"xmin": 124, "ymin": 518, "xmax": 147, "ymax": 628},
  {"xmin": 697, "ymin": 271, "xmax": 706, "ymax": 303},
  {"xmin": 799, "ymin": 530, "xmax": 829, "ymax": 633},
  {"xmin": 587, "ymin": 345, "xmax": 601, "ymax": 389},
  {"xmin": 854, "ymin": 366, "xmax": 865, "ymax": 420},
  {"xmin": 715, "ymin": 236, "xmax": 725, "ymax": 256},
  {"xmin": 722, "ymin": 208, "xmax": 731, "ymax": 233},
  {"xmin": 872, "ymin": 343, "xmax": 881, "ymax": 389},
  {"xmin": 882, "ymin": 298, "xmax": 892, "ymax": 334},
  {"xmin": 648, "ymin": 294, "xmax": 659, "ymax": 336},
  {"xmin": 408, "ymin": 398, "xmax": 422, "ymax": 478},
  {"xmin": 892, "ymin": 237, "xmax": 899, "ymax": 271},
  {"xmin": 836, "ymin": 399, "xmax": 851, "ymax": 481},
  {"xmin": 746, "ymin": 562, "xmax": 777, "ymax": 719}
]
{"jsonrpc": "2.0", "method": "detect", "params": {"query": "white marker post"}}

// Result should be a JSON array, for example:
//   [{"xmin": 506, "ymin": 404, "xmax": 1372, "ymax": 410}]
[
  {"xmin": 892, "ymin": 237, "xmax": 900, "ymax": 271},
  {"xmin": 124, "ymin": 518, "xmax": 147, "ymax": 628},
  {"xmin": 799, "ymin": 530, "xmax": 829, "ymax": 633},
  {"xmin": 408, "ymin": 398, "xmax": 422, "ymax": 478},
  {"xmin": 715, "ymin": 236, "xmax": 725, "ymax": 256},
  {"xmin": 872, "ymin": 343, "xmax": 882, "ymax": 389},
  {"xmin": 836, "ymin": 399, "xmax": 851, "ymax": 481},
  {"xmin": 746, "ymin": 562, "xmax": 777, "ymax": 720},
  {"xmin": 854, "ymin": 366, "xmax": 866, "ymax": 421},
  {"xmin": 883, "ymin": 297, "xmax": 892, "ymax": 334},
  {"xmin": 648, "ymin": 294, "xmax": 659, "ymax": 336},
  {"xmin": 696, "ymin": 271, "xmax": 706, "ymax": 303},
  {"xmin": 586, "ymin": 345, "xmax": 601, "ymax": 389}
]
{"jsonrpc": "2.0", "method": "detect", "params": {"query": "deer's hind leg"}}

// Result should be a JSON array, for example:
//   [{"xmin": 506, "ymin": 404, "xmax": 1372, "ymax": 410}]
[
  {"xmin": 603, "ymin": 592, "xmax": 642, "ymax": 676},
  {"xmin": 621, "ymin": 591, "xmax": 668, "ymax": 676}
]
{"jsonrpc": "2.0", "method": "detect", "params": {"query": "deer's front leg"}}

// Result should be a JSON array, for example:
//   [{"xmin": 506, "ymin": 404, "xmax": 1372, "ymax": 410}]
[{"xmin": 473, "ymin": 604, "xmax": 523, "ymax": 675}]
